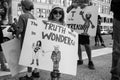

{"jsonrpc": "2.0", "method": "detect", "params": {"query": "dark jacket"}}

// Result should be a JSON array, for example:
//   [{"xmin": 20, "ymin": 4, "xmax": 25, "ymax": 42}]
[
  {"xmin": 111, "ymin": 0, "xmax": 120, "ymax": 20},
  {"xmin": 17, "ymin": 12, "xmax": 35, "ymax": 47}
]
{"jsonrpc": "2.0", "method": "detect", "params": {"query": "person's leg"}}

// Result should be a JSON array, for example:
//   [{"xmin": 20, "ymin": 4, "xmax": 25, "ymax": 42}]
[
  {"xmin": 84, "ymin": 44, "xmax": 95, "ymax": 69},
  {"xmin": 32, "ymin": 68, "xmax": 40, "ymax": 79},
  {"xmin": 95, "ymin": 34, "xmax": 99, "ymax": 46},
  {"xmin": 98, "ymin": 33, "xmax": 106, "ymax": 47},
  {"xmin": 78, "ymin": 44, "xmax": 83, "ymax": 61},
  {"xmin": 0, "ymin": 51, "xmax": 9, "ymax": 71},
  {"xmin": 19, "ymin": 67, "xmax": 33, "ymax": 79},
  {"xmin": 22, "ymin": 67, "xmax": 33, "ymax": 79},
  {"xmin": 84, "ymin": 44, "xmax": 92, "ymax": 61},
  {"xmin": 78, "ymin": 36, "xmax": 83, "ymax": 65}
]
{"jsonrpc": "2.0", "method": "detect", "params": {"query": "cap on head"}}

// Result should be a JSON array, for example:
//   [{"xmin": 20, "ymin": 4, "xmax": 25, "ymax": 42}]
[
  {"xmin": 21, "ymin": 0, "xmax": 34, "ymax": 10},
  {"xmin": 52, "ymin": 5, "xmax": 63, "ymax": 10}
]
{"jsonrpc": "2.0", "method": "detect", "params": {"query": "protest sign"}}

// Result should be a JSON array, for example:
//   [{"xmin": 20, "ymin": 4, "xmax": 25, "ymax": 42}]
[
  {"xmin": 1, "ymin": 38, "xmax": 25, "ymax": 76},
  {"xmin": 19, "ymin": 19, "xmax": 78, "ymax": 76},
  {"xmin": 66, "ymin": 5, "xmax": 98, "ymax": 36}
]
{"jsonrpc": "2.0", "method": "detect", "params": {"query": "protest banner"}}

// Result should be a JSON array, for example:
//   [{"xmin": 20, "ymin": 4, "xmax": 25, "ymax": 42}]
[
  {"xmin": 19, "ymin": 19, "xmax": 78, "ymax": 76},
  {"xmin": 1, "ymin": 38, "xmax": 25, "ymax": 76},
  {"xmin": 66, "ymin": 5, "xmax": 98, "ymax": 36}
]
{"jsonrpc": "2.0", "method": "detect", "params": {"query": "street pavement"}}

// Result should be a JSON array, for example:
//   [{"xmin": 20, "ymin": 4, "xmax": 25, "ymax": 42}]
[{"xmin": 0, "ymin": 34, "xmax": 113, "ymax": 80}]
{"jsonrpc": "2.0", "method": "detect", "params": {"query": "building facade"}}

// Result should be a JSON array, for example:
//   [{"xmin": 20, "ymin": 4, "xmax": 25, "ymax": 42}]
[
  {"xmin": 8, "ymin": 0, "xmax": 113, "ymax": 34},
  {"xmin": 92, "ymin": 0, "xmax": 113, "ymax": 34},
  {"xmin": 8, "ymin": 0, "xmax": 70, "ymax": 23}
]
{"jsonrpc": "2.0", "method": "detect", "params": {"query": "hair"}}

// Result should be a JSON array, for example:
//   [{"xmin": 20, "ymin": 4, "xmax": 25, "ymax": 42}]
[
  {"xmin": 21, "ymin": 0, "xmax": 34, "ymax": 11},
  {"xmin": 48, "ymin": 7, "xmax": 65, "ymax": 24}
]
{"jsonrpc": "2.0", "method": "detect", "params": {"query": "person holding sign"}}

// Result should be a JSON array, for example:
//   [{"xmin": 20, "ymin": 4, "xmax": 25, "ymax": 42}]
[
  {"xmin": 48, "ymin": 5, "xmax": 65, "ymax": 80},
  {"xmin": 67, "ymin": 0, "xmax": 95, "ymax": 70},
  {"xmin": 48, "ymin": 5, "xmax": 65, "ymax": 25},
  {"xmin": 16, "ymin": 0, "xmax": 39, "ymax": 80}
]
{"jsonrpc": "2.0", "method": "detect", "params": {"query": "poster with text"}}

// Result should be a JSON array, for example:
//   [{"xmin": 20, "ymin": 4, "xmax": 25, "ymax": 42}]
[
  {"xmin": 66, "ymin": 5, "xmax": 98, "ymax": 36},
  {"xmin": 19, "ymin": 19, "xmax": 78, "ymax": 76}
]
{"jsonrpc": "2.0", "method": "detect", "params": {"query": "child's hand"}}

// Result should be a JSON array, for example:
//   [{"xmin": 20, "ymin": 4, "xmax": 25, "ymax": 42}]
[{"xmin": 80, "ymin": 11, "xmax": 84, "ymax": 15}]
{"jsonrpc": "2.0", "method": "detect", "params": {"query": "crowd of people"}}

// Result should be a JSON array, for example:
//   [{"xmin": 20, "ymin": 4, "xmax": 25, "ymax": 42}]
[{"xmin": 0, "ymin": 0, "xmax": 118, "ymax": 80}]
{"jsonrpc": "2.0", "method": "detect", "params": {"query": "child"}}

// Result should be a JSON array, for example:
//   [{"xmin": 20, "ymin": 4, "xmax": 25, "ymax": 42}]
[
  {"xmin": 48, "ymin": 5, "xmax": 65, "ymax": 25},
  {"xmin": 48, "ymin": 5, "xmax": 65, "ymax": 80},
  {"xmin": 16, "ymin": 0, "xmax": 39, "ymax": 80},
  {"xmin": 78, "ymin": 11, "xmax": 95, "ymax": 69},
  {"xmin": 67, "ymin": 1, "xmax": 95, "ymax": 70}
]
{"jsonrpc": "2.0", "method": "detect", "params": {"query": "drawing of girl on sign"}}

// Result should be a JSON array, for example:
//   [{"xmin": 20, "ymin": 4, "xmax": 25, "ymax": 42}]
[
  {"xmin": 31, "ymin": 40, "xmax": 44, "ymax": 66},
  {"xmin": 51, "ymin": 45, "xmax": 61, "ymax": 72},
  {"xmin": 80, "ymin": 11, "xmax": 95, "ymax": 35}
]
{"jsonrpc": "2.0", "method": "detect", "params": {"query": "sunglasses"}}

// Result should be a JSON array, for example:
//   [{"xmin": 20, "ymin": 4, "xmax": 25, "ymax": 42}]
[{"xmin": 53, "ymin": 10, "xmax": 63, "ymax": 15}]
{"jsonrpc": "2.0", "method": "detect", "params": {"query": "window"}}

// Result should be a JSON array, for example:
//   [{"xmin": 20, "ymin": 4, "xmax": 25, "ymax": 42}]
[
  {"xmin": 37, "ymin": 0, "xmax": 41, "ymax": 2},
  {"xmin": 36, "ymin": 8, "xmax": 50, "ymax": 18},
  {"xmin": 41, "ymin": 0, "xmax": 46, "ymax": 3},
  {"xmin": 110, "ymin": 18, "xmax": 113, "ymax": 23}
]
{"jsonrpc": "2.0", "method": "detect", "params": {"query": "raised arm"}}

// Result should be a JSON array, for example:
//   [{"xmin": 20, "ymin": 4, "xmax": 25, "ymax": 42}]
[
  {"xmin": 67, "ymin": 5, "xmax": 74, "ymax": 13},
  {"xmin": 67, "ymin": 3, "xmax": 78, "ymax": 13}
]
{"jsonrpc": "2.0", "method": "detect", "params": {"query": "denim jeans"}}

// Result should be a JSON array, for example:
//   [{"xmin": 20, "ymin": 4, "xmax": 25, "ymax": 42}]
[{"xmin": 111, "ymin": 18, "xmax": 120, "ymax": 80}]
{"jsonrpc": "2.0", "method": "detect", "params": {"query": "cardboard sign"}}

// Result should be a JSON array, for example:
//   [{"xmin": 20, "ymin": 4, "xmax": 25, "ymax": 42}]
[
  {"xmin": 19, "ymin": 19, "xmax": 78, "ymax": 76},
  {"xmin": 66, "ymin": 5, "xmax": 98, "ymax": 36},
  {"xmin": 1, "ymin": 38, "xmax": 25, "ymax": 76}
]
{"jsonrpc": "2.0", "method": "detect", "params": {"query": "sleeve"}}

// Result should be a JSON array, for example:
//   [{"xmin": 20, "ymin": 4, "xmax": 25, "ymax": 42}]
[
  {"xmin": 66, "ymin": 5, "xmax": 74, "ymax": 13},
  {"xmin": 16, "ymin": 15, "xmax": 24, "ymax": 34}
]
